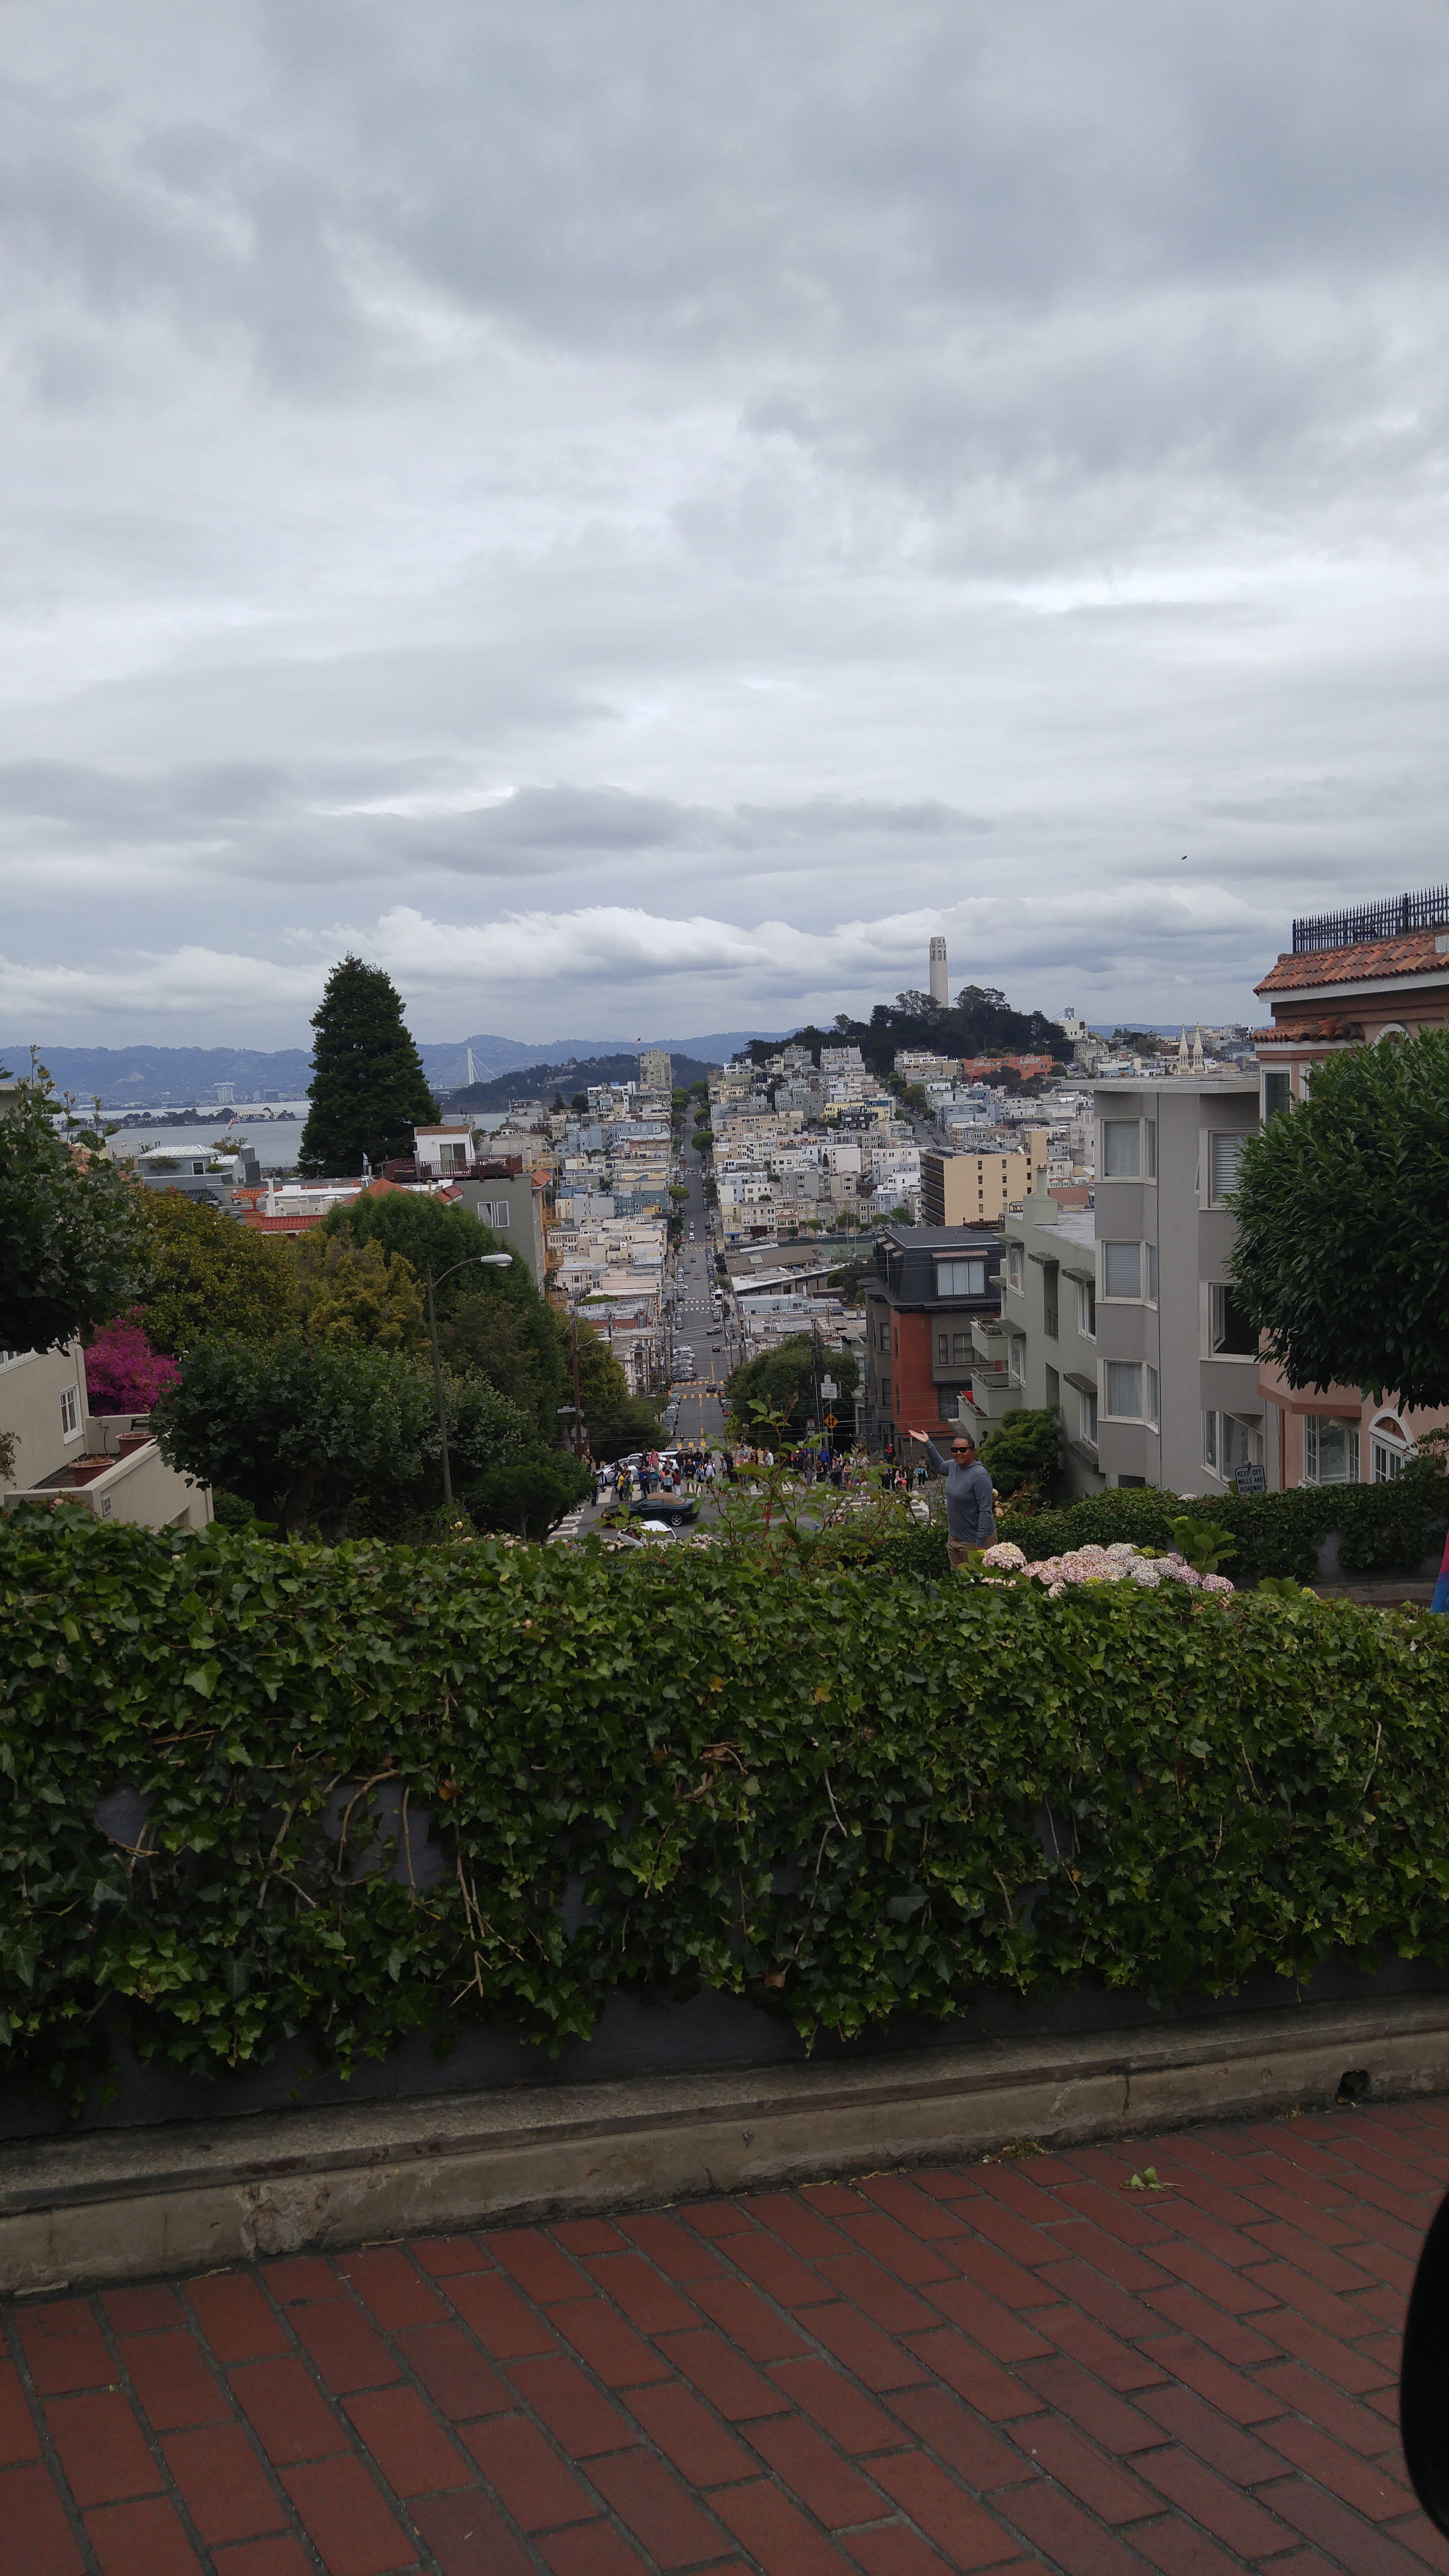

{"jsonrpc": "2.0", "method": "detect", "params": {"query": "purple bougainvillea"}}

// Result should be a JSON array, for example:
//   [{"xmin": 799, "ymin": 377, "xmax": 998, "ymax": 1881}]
[{"xmin": 83, "ymin": 1314, "xmax": 179, "ymax": 1415}]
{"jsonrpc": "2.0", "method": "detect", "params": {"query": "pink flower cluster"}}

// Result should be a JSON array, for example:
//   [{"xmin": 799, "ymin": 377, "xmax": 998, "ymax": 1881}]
[{"xmin": 981, "ymin": 1538, "xmax": 1233, "ymax": 1598}]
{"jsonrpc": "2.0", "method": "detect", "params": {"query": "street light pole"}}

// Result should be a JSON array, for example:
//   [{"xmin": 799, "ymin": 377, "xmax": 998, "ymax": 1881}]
[{"xmin": 424, "ymin": 1252, "xmax": 516, "ymax": 1509}]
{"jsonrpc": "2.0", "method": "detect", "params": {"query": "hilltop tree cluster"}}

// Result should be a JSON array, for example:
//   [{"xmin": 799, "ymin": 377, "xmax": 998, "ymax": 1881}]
[{"xmin": 740, "ymin": 984, "xmax": 1070, "ymax": 1079}]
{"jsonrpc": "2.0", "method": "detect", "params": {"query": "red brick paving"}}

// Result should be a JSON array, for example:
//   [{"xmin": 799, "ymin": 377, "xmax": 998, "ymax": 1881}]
[{"xmin": 6, "ymin": 2100, "xmax": 1449, "ymax": 2571}]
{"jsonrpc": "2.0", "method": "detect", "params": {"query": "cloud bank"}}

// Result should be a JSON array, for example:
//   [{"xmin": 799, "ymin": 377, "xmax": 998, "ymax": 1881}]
[{"xmin": 1, "ymin": 0, "xmax": 1446, "ymax": 1044}]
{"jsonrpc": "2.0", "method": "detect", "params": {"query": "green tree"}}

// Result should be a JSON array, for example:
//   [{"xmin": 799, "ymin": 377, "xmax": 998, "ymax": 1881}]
[
  {"xmin": 152, "ymin": 1334, "xmax": 531, "ymax": 1540},
  {"xmin": 136, "ymin": 1191, "xmax": 295, "ymax": 1355},
  {"xmin": 724, "ymin": 1334, "xmax": 858, "ymax": 1436},
  {"xmin": 0, "ymin": 1070, "xmax": 145, "ymax": 1354},
  {"xmin": 298, "ymin": 956, "xmax": 439, "ymax": 1178},
  {"xmin": 290, "ymin": 1232, "xmax": 425, "ymax": 1352},
  {"xmin": 562, "ymin": 1312, "xmax": 665, "ymax": 1459},
  {"xmin": 1230, "ymin": 1027, "xmax": 1449, "ymax": 1410},
  {"xmin": 979, "ymin": 1406, "xmax": 1062, "ymax": 1504},
  {"xmin": 151, "ymin": 1335, "xmax": 437, "ymax": 1540},
  {"xmin": 468, "ymin": 1450, "xmax": 592, "ymax": 1540},
  {"xmin": 328, "ymin": 1190, "xmax": 566, "ymax": 1434}
]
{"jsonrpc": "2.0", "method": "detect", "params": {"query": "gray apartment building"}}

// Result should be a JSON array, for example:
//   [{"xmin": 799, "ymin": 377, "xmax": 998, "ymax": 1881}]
[
  {"xmin": 1091, "ymin": 1076, "xmax": 1262, "ymax": 1492},
  {"xmin": 986, "ymin": 1191, "xmax": 1106, "ymax": 1500}
]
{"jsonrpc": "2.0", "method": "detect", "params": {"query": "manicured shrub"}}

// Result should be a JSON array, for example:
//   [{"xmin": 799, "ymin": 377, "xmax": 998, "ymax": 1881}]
[{"xmin": 3, "ymin": 1509, "xmax": 1448, "ymax": 2112}]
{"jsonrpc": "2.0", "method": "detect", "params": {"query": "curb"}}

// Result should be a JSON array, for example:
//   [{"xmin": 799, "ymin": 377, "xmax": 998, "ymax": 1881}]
[{"xmin": 4, "ymin": 1991, "xmax": 1447, "ymax": 2293}]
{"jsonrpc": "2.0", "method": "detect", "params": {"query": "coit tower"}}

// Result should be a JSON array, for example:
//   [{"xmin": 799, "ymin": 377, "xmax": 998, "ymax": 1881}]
[{"xmin": 928, "ymin": 935, "xmax": 949, "ymax": 1006}]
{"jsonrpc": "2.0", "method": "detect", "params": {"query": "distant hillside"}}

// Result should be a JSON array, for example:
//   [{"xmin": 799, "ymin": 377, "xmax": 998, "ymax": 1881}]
[
  {"xmin": 443, "ymin": 1048, "xmax": 722, "ymax": 1112},
  {"xmin": 0, "ymin": 1043, "xmax": 314, "ymax": 1103},
  {"xmin": 738, "ymin": 985, "xmax": 1071, "ymax": 1078},
  {"xmin": 418, "ymin": 1029, "xmax": 787, "ymax": 1089},
  {"xmin": 3, "ymin": 1028, "xmax": 783, "ymax": 1103}
]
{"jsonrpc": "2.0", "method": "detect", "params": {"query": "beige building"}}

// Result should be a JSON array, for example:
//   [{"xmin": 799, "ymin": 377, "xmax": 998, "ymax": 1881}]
[
  {"xmin": 638, "ymin": 1049, "xmax": 673, "ymax": 1092},
  {"xmin": 1, "ymin": 1344, "xmax": 211, "ymax": 1530},
  {"xmin": 919, "ymin": 1140, "xmax": 1047, "ymax": 1227}
]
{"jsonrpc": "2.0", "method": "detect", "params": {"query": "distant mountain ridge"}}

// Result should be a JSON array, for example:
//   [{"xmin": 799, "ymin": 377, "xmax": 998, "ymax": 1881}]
[
  {"xmin": 444, "ymin": 1049, "xmax": 724, "ymax": 1112},
  {"xmin": 2, "ymin": 1030, "xmax": 788, "ymax": 1103}
]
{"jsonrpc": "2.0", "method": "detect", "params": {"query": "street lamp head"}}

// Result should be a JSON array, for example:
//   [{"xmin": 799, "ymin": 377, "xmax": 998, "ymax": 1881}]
[{"xmin": 476, "ymin": 1253, "xmax": 515, "ymax": 1266}]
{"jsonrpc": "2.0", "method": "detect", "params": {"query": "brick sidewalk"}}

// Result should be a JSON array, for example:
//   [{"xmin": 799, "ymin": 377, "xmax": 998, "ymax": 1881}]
[{"xmin": 5, "ymin": 2099, "xmax": 1449, "ymax": 2574}]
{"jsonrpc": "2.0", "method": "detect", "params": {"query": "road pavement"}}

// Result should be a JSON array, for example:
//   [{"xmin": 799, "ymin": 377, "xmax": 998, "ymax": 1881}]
[{"xmin": 668, "ymin": 1132, "xmax": 727, "ymax": 1447}]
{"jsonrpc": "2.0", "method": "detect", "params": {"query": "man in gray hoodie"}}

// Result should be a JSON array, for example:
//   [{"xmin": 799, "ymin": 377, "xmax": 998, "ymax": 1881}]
[{"xmin": 908, "ymin": 1427, "xmax": 996, "ymax": 1567}]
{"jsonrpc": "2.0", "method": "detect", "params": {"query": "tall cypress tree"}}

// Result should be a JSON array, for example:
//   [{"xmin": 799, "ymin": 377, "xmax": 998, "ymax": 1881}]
[{"xmin": 298, "ymin": 957, "xmax": 440, "ymax": 1177}]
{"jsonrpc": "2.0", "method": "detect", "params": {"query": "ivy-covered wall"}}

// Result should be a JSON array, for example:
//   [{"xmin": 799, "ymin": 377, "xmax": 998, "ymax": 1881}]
[{"xmin": 5, "ymin": 1508, "xmax": 1449, "ymax": 2113}]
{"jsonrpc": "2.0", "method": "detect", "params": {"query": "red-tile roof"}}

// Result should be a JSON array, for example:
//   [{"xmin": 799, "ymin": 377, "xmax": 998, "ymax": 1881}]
[
  {"xmin": 1252, "ymin": 1015, "xmax": 1366, "ymax": 1044},
  {"xmin": 1256, "ymin": 927, "xmax": 1449, "ymax": 994}
]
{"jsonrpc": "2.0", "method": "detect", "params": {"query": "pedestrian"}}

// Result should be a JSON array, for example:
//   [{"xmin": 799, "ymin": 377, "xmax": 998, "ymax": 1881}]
[{"xmin": 906, "ymin": 1427, "xmax": 996, "ymax": 1567}]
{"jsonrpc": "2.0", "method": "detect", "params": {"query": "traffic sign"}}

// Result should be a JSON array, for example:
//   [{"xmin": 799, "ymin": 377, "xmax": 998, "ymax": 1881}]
[{"xmin": 824, "ymin": 1413, "xmax": 838, "ymax": 1428}]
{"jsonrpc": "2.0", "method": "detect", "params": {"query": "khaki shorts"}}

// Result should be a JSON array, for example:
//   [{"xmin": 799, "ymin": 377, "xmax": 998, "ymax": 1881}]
[{"xmin": 947, "ymin": 1538, "xmax": 978, "ymax": 1569}]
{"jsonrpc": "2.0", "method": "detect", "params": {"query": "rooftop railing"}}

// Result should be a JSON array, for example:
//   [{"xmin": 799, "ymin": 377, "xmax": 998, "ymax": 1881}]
[{"xmin": 1291, "ymin": 887, "xmax": 1449, "ymax": 954}]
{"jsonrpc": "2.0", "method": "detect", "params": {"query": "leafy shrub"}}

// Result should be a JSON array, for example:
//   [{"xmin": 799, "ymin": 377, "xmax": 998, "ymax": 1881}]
[
  {"xmin": 3, "ymin": 1509, "xmax": 1449, "ymax": 2112},
  {"xmin": 979, "ymin": 1406, "xmax": 1062, "ymax": 1504}
]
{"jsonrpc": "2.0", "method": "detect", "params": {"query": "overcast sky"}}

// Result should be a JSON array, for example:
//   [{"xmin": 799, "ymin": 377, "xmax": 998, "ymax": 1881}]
[{"xmin": 2, "ymin": 0, "xmax": 1445, "ymax": 1048}]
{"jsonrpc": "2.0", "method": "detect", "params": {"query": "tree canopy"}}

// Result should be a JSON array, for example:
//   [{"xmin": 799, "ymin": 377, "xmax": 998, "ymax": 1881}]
[
  {"xmin": 298, "ymin": 956, "xmax": 439, "ymax": 1178},
  {"xmin": 328, "ymin": 1188, "xmax": 566, "ymax": 1434},
  {"xmin": 1230, "ymin": 1028, "xmax": 1449, "ymax": 1410},
  {"xmin": 152, "ymin": 1333, "xmax": 532, "ymax": 1541},
  {"xmin": 290, "ymin": 1231, "xmax": 426, "ymax": 1352},
  {"xmin": 736, "ymin": 986, "xmax": 1068, "ymax": 1081},
  {"xmin": 565, "ymin": 1311, "xmax": 664, "ymax": 1459},
  {"xmin": 0, "ymin": 1073, "xmax": 145, "ymax": 1355},
  {"xmin": 136, "ymin": 1190, "xmax": 294, "ymax": 1354},
  {"xmin": 724, "ymin": 1334, "xmax": 858, "ymax": 1436}
]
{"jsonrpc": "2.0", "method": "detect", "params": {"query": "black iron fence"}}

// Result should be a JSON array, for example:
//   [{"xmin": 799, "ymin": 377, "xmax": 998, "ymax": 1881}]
[{"xmin": 1292, "ymin": 888, "xmax": 1449, "ymax": 954}]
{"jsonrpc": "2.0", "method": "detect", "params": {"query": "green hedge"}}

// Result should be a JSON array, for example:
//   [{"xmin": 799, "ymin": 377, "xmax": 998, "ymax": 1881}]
[
  {"xmin": 4, "ymin": 1508, "xmax": 1449, "ymax": 2111},
  {"xmin": 869, "ymin": 1459, "xmax": 1449, "ymax": 1586}
]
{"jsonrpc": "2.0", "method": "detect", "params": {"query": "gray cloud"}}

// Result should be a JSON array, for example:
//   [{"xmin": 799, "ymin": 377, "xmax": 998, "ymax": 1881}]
[{"xmin": 0, "ymin": 0, "xmax": 1445, "ymax": 1040}]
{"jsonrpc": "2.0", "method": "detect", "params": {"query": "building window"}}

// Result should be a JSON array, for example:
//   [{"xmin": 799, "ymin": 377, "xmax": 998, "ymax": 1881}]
[
  {"xmin": 1207, "ymin": 1407, "xmax": 1265, "ymax": 1480},
  {"xmin": 937, "ymin": 1332, "xmax": 949, "ymax": 1366},
  {"xmin": 1045, "ymin": 1364, "xmax": 1060, "ymax": 1410},
  {"xmin": 1102, "ymin": 1241, "xmax": 1141, "ymax": 1299},
  {"xmin": 1208, "ymin": 1132, "xmax": 1245, "ymax": 1204},
  {"xmin": 1078, "ymin": 1386, "xmax": 1098, "ymax": 1445},
  {"xmin": 952, "ymin": 1333, "xmax": 971, "ymax": 1364},
  {"xmin": 935, "ymin": 1258, "xmax": 986, "ymax": 1296},
  {"xmin": 1371, "ymin": 1419, "xmax": 1411, "ymax": 1482},
  {"xmin": 60, "ymin": 1385, "xmax": 81, "ymax": 1441},
  {"xmin": 1263, "ymin": 1070, "xmax": 1291, "ymax": 1120},
  {"xmin": 1006, "ymin": 1243, "xmax": 1024, "ymax": 1293},
  {"xmin": 1146, "ymin": 1367, "xmax": 1159, "ymax": 1425},
  {"xmin": 1105, "ymin": 1361, "xmax": 1143, "ymax": 1417},
  {"xmin": 1101, "ymin": 1121, "xmax": 1141, "ymax": 1177},
  {"xmin": 476, "ymin": 1201, "xmax": 511, "ymax": 1227},
  {"xmin": 1042, "ymin": 1261, "xmax": 1059, "ymax": 1339},
  {"xmin": 1208, "ymin": 1282, "xmax": 1256, "ymax": 1355},
  {"xmin": 880, "ymin": 1376, "xmax": 891, "ymax": 1409},
  {"xmin": 1146, "ymin": 1241, "xmax": 1158, "ymax": 1303},
  {"xmin": 1304, "ymin": 1417, "xmax": 1359, "ymax": 1485},
  {"xmin": 1143, "ymin": 1121, "xmax": 1157, "ymax": 1180},
  {"xmin": 1077, "ymin": 1277, "xmax": 1096, "ymax": 1338}
]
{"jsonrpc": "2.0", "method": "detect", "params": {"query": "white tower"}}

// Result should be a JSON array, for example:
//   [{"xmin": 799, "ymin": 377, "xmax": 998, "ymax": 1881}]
[{"xmin": 928, "ymin": 935, "xmax": 949, "ymax": 1006}]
